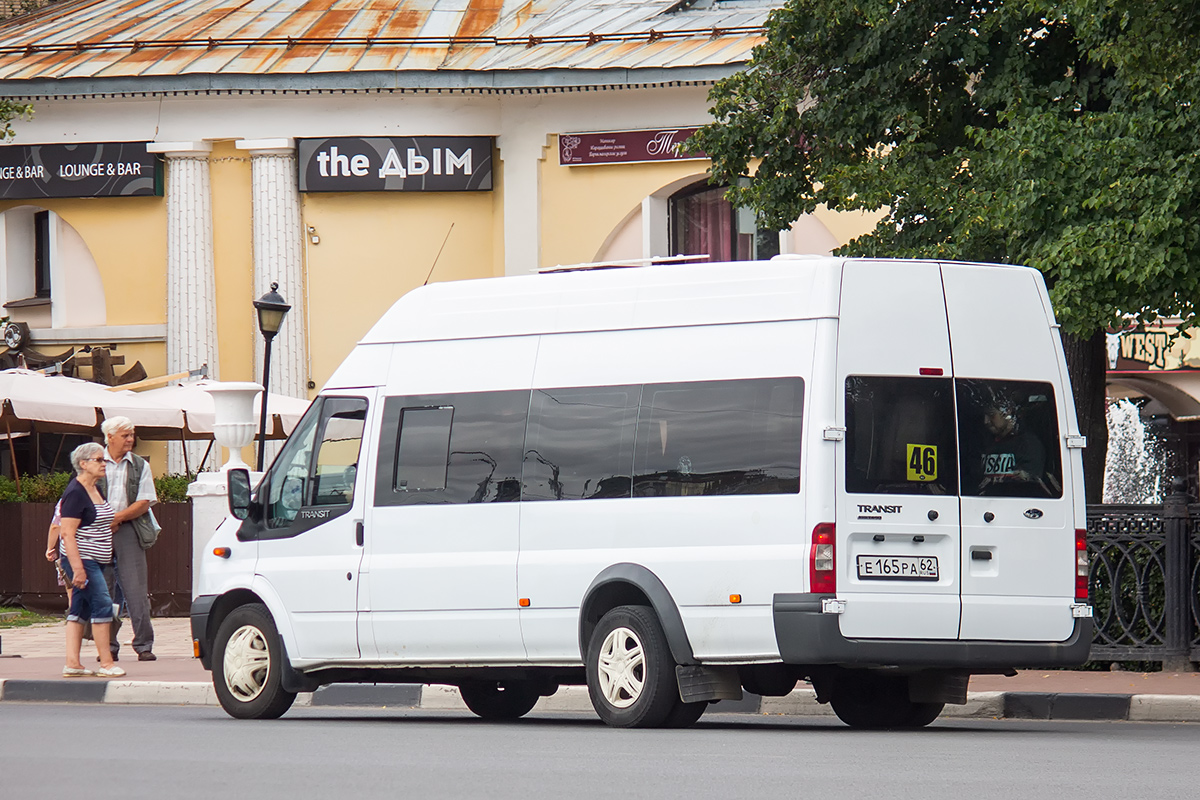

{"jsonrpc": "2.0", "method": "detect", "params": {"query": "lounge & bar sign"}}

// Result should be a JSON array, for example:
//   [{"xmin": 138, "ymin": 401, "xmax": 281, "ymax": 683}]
[
  {"xmin": 0, "ymin": 142, "xmax": 162, "ymax": 199},
  {"xmin": 298, "ymin": 136, "xmax": 494, "ymax": 192},
  {"xmin": 558, "ymin": 128, "xmax": 705, "ymax": 166}
]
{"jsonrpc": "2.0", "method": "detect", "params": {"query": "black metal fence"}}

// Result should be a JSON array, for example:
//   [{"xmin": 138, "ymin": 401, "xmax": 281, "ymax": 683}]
[{"xmin": 1087, "ymin": 495, "xmax": 1200, "ymax": 665}]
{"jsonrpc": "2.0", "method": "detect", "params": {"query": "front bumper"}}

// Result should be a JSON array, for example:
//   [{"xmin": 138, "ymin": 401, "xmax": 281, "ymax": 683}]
[
  {"xmin": 773, "ymin": 593, "xmax": 1092, "ymax": 669},
  {"xmin": 190, "ymin": 595, "xmax": 218, "ymax": 671}
]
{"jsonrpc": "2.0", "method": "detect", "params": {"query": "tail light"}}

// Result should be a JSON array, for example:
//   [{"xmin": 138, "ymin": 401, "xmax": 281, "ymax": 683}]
[
  {"xmin": 1075, "ymin": 529, "xmax": 1089, "ymax": 602},
  {"xmin": 810, "ymin": 522, "xmax": 836, "ymax": 595}
]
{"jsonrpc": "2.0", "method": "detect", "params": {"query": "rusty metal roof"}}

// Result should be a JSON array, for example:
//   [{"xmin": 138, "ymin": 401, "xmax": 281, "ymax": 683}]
[{"xmin": 0, "ymin": 0, "xmax": 778, "ymax": 93}]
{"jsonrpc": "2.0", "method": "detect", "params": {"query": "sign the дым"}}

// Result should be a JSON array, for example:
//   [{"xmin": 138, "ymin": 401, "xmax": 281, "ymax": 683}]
[{"xmin": 297, "ymin": 136, "xmax": 494, "ymax": 193}]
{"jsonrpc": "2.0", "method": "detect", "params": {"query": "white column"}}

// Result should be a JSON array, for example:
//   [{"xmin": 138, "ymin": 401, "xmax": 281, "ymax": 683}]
[
  {"xmin": 237, "ymin": 139, "xmax": 307, "ymax": 466},
  {"xmin": 497, "ymin": 127, "xmax": 551, "ymax": 276},
  {"xmin": 148, "ymin": 141, "xmax": 219, "ymax": 475}
]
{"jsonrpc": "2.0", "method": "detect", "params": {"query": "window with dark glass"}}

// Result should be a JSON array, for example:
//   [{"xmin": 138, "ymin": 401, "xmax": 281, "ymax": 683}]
[
  {"xmin": 396, "ymin": 407, "xmax": 453, "ymax": 493},
  {"xmin": 376, "ymin": 391, "xmax": 528, "ymax": 506},
  {"xmin": 845, "ymin": 376, "xmax": 958, "ymax": 495},
  {"xmin": 523, "ymin": 386, "xmax": 640, "ymax": 501},
  {"xmin": 633, "ymin": 378, "xmax": 803, "ymax": 497},
  {"xmin": 34, "ymin": 210, "xmax": 51, "ymax": 298},
  {"xmin": 956, "ymin": 379, "xmax": 1063, "ymax": 498}
]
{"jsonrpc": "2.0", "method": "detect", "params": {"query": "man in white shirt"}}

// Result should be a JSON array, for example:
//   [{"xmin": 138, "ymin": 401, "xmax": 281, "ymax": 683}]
[{"xmin": 99, "ymin": 416, "xmax": 159, "ymax": 662}]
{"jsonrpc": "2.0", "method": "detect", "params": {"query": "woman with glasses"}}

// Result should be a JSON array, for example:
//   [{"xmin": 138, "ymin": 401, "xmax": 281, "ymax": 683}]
[{"xmin": 58, "ymin": 442, "xmax": 126, "ymax": 678}]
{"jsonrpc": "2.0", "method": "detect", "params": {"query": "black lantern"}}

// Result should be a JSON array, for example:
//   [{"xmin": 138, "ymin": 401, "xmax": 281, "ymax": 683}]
[{"xmin": 253, "ymin": 282, "xmax": 291, "ymax": 470}]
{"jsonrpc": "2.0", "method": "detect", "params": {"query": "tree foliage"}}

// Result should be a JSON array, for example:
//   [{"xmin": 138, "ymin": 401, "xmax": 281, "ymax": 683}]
[{"xmin": 693, "ymin": 0, "xmax": 1200, "ymax": 339}]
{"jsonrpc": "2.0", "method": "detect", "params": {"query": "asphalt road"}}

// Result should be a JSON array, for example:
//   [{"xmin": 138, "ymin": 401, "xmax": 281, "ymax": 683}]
[{"xmin": 2, "ymin": 705, "xmax": 1197, "ymax": 800}]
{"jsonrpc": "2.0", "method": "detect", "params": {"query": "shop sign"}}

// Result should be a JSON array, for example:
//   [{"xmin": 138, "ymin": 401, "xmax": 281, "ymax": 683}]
[
  {"xmin": 0, "ymin": 142, "xmax": 162, "ymax": 199},
  {"xmin": 558, "ymin": 128, "xmax": 705, "ymax": 166},
  {"xmin": 1108, "ymin": 324, "xmax": 1200, "ymax": 371},
  {"xmin": 298, "ymin": 137, "xmax": 493, "ymax": 192}
]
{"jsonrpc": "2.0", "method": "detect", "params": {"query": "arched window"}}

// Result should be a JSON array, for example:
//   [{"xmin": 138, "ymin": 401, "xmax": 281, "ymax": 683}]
[{"xmin": 668, "ymin": 181, "xmax": 779, "ymax": 262}]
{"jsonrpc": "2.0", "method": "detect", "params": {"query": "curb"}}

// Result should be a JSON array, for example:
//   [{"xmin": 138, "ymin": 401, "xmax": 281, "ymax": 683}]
[{"xmin": 2, "ymin": 678, "xmax": 1199, "ymax": 722}]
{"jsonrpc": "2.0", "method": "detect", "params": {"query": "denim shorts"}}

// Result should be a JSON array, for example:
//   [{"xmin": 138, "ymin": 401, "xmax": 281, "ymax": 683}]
[{"xmin": 60, "ymin": 558, "xmax": 115, "ymax": 624}]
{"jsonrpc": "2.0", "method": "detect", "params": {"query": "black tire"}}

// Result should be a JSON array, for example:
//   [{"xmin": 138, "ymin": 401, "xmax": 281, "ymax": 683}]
[
  {"xmin": 662, "ymin": 698, "xmax": 708, "ymax": 728},
  {"xmin": 829, "ymin": 672, "xmax": 913, "ymax": 730},
  {"xmin": 459, "ymin": 680, "xmax": 541, "ymax": 720},
  {"xmin": 902, "ymin": 701, "xmax": 945, "ymax": 728},
  {"xmin": 586, "ymin": 605, "xmax": 679, "ymax": 728},
  {"xmin": 211, "ymin": 603, "xmax": 296, "ymax": 720}
]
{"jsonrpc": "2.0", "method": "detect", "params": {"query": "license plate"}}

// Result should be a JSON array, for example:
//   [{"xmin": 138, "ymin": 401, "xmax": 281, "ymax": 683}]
[{"xmin": 856, "ymin": 555, "xmax": 939, "ymax": 581}]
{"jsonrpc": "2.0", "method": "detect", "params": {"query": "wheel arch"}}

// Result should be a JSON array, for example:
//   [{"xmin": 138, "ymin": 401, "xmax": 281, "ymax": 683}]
[{"xmin": 578, "ymin": 563, "xmax": 697, "ymax": 666}]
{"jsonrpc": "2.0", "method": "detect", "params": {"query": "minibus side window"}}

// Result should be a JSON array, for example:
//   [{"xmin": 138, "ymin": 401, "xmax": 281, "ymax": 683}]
[
  {"xmin": 633, "ymin": 378, "xmax": 803, "ymax": 497},
  {"xmin": 310, "ymin": 401, "xmax": 368, "ymax": 506},
  {"xmin": 375, "ymin": 391, "xmax": 529, "ymax": 506},
  {"xmin": 845, "ymin": 376, "xmax": 958, "ymax": 496},
  {"xmin": 956, "ymin": 379, "xmax": 1063, "ymax": 499},
  {"xmin": 396, "ymin": 407, "xmax": 454, "ymax": 493},
  {"xmin": 265, "ymin": 402, "xmax": 322, "ymax": 528},
  {"xmin": 522, "ymin": 386, "xmax": 640, "ymax": 501},
  {"xmin": 264, "ymin": 397, "xmax": 367, "ymax": 528}
]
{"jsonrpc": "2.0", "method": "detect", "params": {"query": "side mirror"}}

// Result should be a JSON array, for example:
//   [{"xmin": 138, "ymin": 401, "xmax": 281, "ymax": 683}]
[{"xmin": 227, "ymin": 468, "xmax": 253, "ymax": 520}]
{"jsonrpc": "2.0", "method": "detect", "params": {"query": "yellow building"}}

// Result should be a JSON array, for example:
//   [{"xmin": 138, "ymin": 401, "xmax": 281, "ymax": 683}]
[{"xmin": 0, "ymin": 0, "xmax": 876, "ymax": 475}]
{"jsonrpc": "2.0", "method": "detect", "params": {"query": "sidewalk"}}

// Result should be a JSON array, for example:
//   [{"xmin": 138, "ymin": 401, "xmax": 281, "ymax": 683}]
[{"xmin": 3, "ymin": 617, "xmax": 1199, "ymax": 721}]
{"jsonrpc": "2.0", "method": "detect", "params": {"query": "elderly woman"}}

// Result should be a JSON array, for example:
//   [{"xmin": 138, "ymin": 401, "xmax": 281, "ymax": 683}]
[{"xmin": 58, "ymin": 442, "xmax": 126, "ymax": 678}]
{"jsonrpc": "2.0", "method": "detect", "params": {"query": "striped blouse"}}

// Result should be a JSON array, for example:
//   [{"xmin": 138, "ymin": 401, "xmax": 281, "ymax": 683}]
[{"xmin": 58, "ymin": 480, "xmax": 116, "ymax": 564}]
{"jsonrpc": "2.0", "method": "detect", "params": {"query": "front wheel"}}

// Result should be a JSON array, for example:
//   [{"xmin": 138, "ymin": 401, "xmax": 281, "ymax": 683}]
[
  {"xmin": 459, "ymin": 680, "xmax": 541, "ymax": 720},
  {"xmin": 586, "ymin": 605, "xmax": 680, "ymax": 728},
  {"xmin": 211, "ymin": 603, "xmax": 296, "ymax": 720}
]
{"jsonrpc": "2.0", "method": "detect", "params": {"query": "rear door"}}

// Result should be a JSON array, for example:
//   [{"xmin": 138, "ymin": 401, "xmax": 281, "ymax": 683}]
[
  {"xmin": 835, "ymin": 260, "xmax": 962, "ymax": 639},
  {"xmin": 942, "ymin": 264, "xmax": 1076, "ymax": 641}
]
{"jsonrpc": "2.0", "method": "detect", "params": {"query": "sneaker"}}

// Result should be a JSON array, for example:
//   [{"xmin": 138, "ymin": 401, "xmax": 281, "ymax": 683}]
[
  {"xmin": 95, "ymin": 665, "xmax": 126, "ymax": 678},
  {"xmin": 63, "ymin": 666, "xmax": 94, "ymax": 678}
]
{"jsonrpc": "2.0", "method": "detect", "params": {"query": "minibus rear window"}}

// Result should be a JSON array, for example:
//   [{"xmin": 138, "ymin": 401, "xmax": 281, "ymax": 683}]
[
  {"xmin": 956, "ymin": 379, "xmax": 1063, "ymax": 499},
  {"xmin": 845, "ymin": 376, "xmax": 958, "ymax": 496}
]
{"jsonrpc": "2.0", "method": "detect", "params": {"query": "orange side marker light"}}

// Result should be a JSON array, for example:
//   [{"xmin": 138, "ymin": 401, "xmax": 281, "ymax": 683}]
[
  {"xmin": 518, "ymin": 598, "xmax": 531, "ymax": 607},
  {"xmin": 729, "ymin": 594, "xmax": 742, "ymax": 604}
]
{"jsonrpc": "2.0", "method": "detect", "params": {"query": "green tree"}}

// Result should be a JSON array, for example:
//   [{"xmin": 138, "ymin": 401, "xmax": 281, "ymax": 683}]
[
  {"xmin": 0, "ymin": 1, "xmax": 38, "ymax": 137},
  {"xmin": 693, "ymin": 0, "xmax": 1200, "ymax": 500}
]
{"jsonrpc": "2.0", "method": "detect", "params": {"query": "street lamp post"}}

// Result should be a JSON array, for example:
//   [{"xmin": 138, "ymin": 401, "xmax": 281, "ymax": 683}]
[{"xmin": 253, "ymin": 281, "xmax": 291, "ymax": 471}]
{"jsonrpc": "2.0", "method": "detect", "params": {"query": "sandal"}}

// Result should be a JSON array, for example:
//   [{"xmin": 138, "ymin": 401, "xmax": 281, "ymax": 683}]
[
  {"xmin": 63, "ymin": 666, "xmax": 94, "ymax": 678},
  {"xmin": 95, "ymin": 665, "xmax": 126, "ymax": 678}
]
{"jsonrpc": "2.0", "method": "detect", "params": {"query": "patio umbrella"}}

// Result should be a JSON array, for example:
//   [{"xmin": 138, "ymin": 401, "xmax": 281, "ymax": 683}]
[
  {"xmin": 0, "ymin": 368, "xmax": 187, "ymax": 484},
  {"xmin": 0, "ymin": 369, "xmax": 185, "ymax": 435}
]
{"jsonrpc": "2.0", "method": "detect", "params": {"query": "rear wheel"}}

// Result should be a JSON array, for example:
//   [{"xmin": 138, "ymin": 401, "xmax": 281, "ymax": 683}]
[
  {"xmin": 212, "ymin": 603, "xmax": 296, "ymax": 720},
  {"xmin": 586, "ymin": 605, "xmax": 679, "ymax": 728},
  {"xmin": 830, "ymin": 672, "xmax": 916, "ymax": 730},
  {"xmin": 459, "ymin": 680, "xmax": 541, "ymax": 720},
  {"xmin": 902, "ymin": 701, "xmax": 945, "ymax": 728}
]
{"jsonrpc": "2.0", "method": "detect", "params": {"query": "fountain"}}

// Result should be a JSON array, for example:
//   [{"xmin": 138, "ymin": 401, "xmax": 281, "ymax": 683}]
[{"xmin": 1103, "ymin": 398, "xmax": 1168, "ymax": 504}]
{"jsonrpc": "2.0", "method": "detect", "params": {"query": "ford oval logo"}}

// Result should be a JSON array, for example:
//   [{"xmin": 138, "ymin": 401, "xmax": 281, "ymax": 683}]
[{"xmin": 1024, "ymin": 508, "xmax": 1044, "ymax": 519}]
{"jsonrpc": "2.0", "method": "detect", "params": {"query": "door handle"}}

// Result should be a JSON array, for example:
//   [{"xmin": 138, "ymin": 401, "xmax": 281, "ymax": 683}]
[
  {"xmin": 971, "ymin": 550, "xmax": 993, "ymax": 561},
  {"xmin": 355, "ymin": 521, "xmax": 364, "ymax": 547}
]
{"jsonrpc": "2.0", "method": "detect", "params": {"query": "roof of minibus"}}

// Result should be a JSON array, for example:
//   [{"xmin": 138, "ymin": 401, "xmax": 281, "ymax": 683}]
[{"xmin": 359, "ymin": 256, "xmax": 851, "ymax": 345}]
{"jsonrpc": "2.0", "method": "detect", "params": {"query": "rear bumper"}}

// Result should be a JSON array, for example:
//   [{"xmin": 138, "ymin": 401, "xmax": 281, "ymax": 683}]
[{"xmin": 773, "ymin": 593, "xmax": 1092, "ymax": 669}]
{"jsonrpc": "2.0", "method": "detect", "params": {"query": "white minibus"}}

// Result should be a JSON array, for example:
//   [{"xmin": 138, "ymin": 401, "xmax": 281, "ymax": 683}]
[{"xmin": 192, "ymin": 257, "xmax": 1093, "ymax": 728}]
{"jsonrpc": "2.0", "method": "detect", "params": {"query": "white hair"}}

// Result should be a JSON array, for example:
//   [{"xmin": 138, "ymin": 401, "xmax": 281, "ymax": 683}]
[
  {"xmin": 70, "ymin": 442, "xmax": 105, "ymax": 474},
  {"xmin": 101, "ymin": 416, "xmax": 135, "ymax": 437}
]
